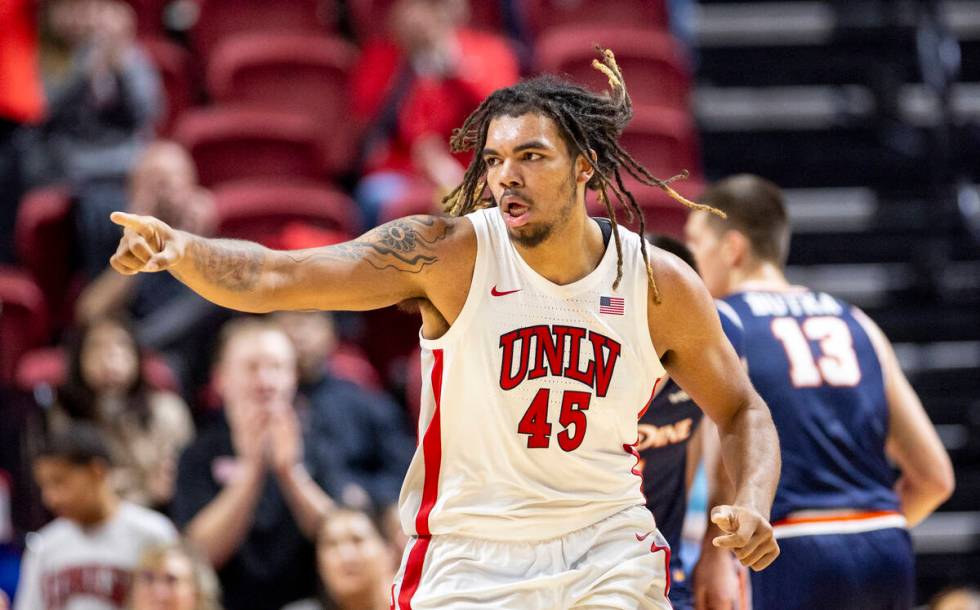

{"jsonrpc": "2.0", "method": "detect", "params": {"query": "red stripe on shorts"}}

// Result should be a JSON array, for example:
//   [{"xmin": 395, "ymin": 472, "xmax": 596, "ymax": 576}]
[
  {"xmin": 399, "ymin": 348, "xmax": 445, "ymax": 609},
  {"xmin": 397, "ymin": 537, "xmax": 432, "ymax": 610}
]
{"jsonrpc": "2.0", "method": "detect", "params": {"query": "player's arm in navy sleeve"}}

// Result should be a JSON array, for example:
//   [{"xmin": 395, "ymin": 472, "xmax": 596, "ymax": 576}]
[
  {"xmin": 648, "ymin": 249, "xmax": 780, "ymax": 572},
  {"xmin": 853, "ymin": 308, "xmax": 955, "ymax": 526}
]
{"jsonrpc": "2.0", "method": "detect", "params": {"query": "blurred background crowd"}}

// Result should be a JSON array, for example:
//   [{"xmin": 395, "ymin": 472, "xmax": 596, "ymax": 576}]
[{"xmin": 0, "ymin": 0, "xmax": 979, "ymax": 608}]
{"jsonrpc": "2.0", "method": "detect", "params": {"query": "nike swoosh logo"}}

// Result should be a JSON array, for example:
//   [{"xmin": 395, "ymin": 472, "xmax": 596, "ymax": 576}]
[{"xmin": 491, "ymin": 285, "xmax": 521, "ymax": 297}]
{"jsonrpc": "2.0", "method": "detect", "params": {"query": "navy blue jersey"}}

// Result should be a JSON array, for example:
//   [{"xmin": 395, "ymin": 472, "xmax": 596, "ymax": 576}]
[
  {"xmin": 639, "ymin": 378, "xmax": 701, "ymax": 608},
  {"xmin": 719, "ymin": 290, "xmax": 900, "ymax": 523}
]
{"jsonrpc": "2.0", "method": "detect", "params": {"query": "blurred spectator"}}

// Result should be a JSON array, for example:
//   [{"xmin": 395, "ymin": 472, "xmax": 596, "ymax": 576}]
[
  {"xmin": 77, "ymin": 140, "xmax": 227, "ymax": 395},
  {"xmin": 379, "ymin": 504, "xmax": 408, "ymax": 567},
  {"xmin": 0, "ymin": 0, "xmax": 46, "ymax": 262},
  {"xmin": 172, "ymin": 318, "xmax": 338, "ymax": 610},
  {"xmin": 129, "ymin": 541, "xmax": 223, "ymax": 610},
  {"xmin": 316, "ymin": 508, "xmax": 393, "ymax": 610},
  {"xmin": 273, "ymin": 311, "xmax": 414, "ymax": 510},
  {"xmin": 14, "ymin": 423, "xmax": 177, "ymax": 610},
  {"xmin": 352, "ymin": 0, "xmax": 518, "ymax": 225},
  {"xmin": 932, "ymin": 587, "xmax": 980, "ymax": 610},
  {"xmin": 47, "ymin": 315, "xmax": 193, "ymax": 510},
  {"xmin": 29, "ymin": 0, "xmax": 161, "ymax": 277}
]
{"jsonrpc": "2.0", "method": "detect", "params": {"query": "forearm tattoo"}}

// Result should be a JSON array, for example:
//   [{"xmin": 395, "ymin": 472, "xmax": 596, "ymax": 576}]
[
  {"xmin": 287, "ymin": 216, "xmax": 451, "ymax": 274},
  {"xmin": 186, "ymin": 237, "xmax": 265, "ymax": 291}
]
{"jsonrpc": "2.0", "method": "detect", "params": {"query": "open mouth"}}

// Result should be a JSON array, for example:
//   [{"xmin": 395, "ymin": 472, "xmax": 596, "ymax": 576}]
[{"xmin": 503, "ymin": 198, "xmax": 530, "ymax": 227}]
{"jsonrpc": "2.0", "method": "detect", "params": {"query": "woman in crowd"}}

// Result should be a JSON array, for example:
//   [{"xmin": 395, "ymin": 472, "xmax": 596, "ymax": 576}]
[
  {"xmin": 50, "ymin": 315, "xmax": 193, "ymax": 510},
  {"xmin": 317, "ymin": 508, "xmax": 394, "ymax": 610},
  {"xmin": 130, "ymin": 541, "xmax": 222, "ymax": 610}
]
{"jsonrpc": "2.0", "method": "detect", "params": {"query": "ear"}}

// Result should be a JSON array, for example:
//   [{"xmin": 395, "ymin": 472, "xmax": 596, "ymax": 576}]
[
  {"xmin": 721, "ymin": 229, "xmax": 751, "ymax": 268},
  {"xmin": 575, "ymin": 149, "xmax": 597, "ymax": 184}
]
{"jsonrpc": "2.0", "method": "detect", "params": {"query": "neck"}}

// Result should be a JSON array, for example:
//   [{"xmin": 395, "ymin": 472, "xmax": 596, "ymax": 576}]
[
  {"xmin": 513, "ymin": 203, "xmax": 603, "ymax": 285},
  {"xmin": 729, "ymin": 261, "xmax": 791, "ymax": 293},
  {"xmin": 79, "ymin": 489, "xmax": 119, "ymax": 528}
]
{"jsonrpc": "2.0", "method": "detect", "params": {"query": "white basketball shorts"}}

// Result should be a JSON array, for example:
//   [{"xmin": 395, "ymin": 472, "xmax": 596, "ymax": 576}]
[{"xmin": 391, "ymin": 504, "xmax": 672, "ymax": 610}]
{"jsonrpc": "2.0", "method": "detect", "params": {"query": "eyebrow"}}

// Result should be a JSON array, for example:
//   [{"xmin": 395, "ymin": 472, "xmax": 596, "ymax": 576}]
[{"xmin": 482, "ymin": 140, "xmax": 552, "ymax": 157}]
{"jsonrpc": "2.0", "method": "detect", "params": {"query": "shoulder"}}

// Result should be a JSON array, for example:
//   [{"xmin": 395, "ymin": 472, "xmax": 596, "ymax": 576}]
[
  {"xmin": 118, "ymin": 502, "xmax": 178, "ymax": 540},
  {"xmin": 31, "ymin": 518, "xmax": 74, "ymax": 549},
  {"xmin": 648, "ymin": 246, "xmax": 713, "ymax": 310},
  {"xmin": 148, "ymin": 392, "xmax": 191, "ymax": 424}
]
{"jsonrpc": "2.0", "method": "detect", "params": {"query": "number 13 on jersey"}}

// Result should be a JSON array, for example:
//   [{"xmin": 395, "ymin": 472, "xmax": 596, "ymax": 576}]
[{"xmin": 771, "ymin": 316, "xmax": 862, "ymax": 387}]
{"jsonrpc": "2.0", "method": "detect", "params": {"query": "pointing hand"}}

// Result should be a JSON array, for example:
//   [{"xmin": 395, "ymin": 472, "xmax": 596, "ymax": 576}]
[{"xmin": 109, "ymin": 211, "xmax": 186, "ymax": 275}]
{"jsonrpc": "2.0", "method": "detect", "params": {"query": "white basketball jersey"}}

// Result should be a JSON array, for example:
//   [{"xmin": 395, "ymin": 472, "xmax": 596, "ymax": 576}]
[{"xmin": 398, "ymin": 207, "xmax": 666, "ymax": 541}]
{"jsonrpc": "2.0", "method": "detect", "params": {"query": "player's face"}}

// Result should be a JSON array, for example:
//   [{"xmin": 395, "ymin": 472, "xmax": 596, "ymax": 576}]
[
  {"xmin": 131, "ymin": 553, "xmax": 197, "ymax": 610},
  {"xmin": 217, "ymin": 329, "xmax": 297, "ymax": 416},
  {"xmin": 482, "ymin": 113, "xmax": 583, "ymax": 248},
  {"xmin": 317, "ymin": 512, "xmax": 391, "ymax": 601},
  {"xmin": 33, "ymin": 458, "xmax": 106, "ymax": 524},
  {"xmin": 684, "ymin": 210, "xmax": 732, "ymax": 298}
]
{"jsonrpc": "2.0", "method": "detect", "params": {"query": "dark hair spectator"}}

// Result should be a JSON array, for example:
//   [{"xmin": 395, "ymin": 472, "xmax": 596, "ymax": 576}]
[
  {"xmin": 48, "ymin": 316, "xmax": 193, "ymax": 510},
  {"xmin": 317, "ymin": 508, "xmax": 394, "ymax": 610}
]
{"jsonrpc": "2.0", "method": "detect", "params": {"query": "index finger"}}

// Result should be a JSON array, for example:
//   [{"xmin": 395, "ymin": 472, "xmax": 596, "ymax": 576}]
[{"xmin": 110, "ymin": 211, "xmax": 154, "ymax": 238}]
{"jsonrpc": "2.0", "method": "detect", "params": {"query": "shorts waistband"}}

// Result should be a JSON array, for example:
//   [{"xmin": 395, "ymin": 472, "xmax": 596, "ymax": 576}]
[{"xmin": 772, "ymin": 509, "xmax": 906, "ymax": 539}]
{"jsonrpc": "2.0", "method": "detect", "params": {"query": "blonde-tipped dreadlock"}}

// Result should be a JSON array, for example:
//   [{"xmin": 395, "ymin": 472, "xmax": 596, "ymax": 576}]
[{"xmin": 442, "ymin": 47, "xmax": 725, "ymax": 302}]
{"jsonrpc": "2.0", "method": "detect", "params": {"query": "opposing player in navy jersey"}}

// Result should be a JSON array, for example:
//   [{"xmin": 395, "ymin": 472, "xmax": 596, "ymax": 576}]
[
  {"xmin": 685, "ymin": 174, "xmax": 954, "ymax": 610},
  {"xmin": 638, "ymin": 236, "xmax": 747, "ymax": 610}
]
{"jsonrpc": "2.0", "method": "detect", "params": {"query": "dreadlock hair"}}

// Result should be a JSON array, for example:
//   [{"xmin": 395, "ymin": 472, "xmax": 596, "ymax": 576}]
[{"xmin": 441, "ymin": 47, "xmax": 724, "ymax": 301}]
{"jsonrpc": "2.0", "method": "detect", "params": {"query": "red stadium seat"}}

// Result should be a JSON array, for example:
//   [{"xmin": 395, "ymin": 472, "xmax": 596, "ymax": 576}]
[
  {"xmin": 14, "ymin": 186, "xmax": 78, "ymax": 328},
  {"xmin": 535, "ymin": 25, "xmax": 692, "ymax": 110},
  {"xmin": 527, "ymin": 0, "xmax": 668, "ymax": 37},
  {"xmin": 206, "ymin": 33, "xmax": 359, "ymax": 173},
  {"xmin": 174, "ymin": 107, "xmax": 323, "ymax": 187},
  {"xmin": 123, "ymin": 0, "xmax": 169, "ymax": 36},
  {"xmin": 618, "ymin": 105, "xmax": 701, "ymax": 178},
  {"xmin": 190, "ymin": 0, "xmax": 337, "ymax": 60},
  {"xmin": 14, "ymin": 346, "xmax": 180, "ymax": 393},
  {"xmin": 212, "ymin": 179, "xmax": 361, "ymax": 246},
  {"xmin": 0, "ymin": 267, "xmax": 50, "ymax": 385},
  {"xmin": 139, "ymin": 36, "xmax": 197, "ymax": 135}
]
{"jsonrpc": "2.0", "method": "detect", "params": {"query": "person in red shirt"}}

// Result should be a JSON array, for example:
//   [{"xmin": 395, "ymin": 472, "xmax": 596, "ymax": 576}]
[
  {"xmin": 352, "ymin": 0, "xmax": 519, "ymax": 226},
  {"xmin": 0, "ymin": 0, "xmax": 45, "ymax": 262}
]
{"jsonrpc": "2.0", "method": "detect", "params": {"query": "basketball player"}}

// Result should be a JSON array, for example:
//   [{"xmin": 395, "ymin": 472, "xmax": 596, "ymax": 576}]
[
  {"xmin": 109, "ymin": 50, "xmax": 781, "ymax": 609},
  {"xmin": 685, "ymin": 175, "xmax": 955, "ymax": 610}
]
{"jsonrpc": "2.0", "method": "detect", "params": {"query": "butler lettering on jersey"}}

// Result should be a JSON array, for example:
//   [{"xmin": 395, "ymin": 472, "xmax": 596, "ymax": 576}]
[
  {"xmin": 498, "ymin": 325, "xmax": 622, "ymax": 397},
  {"xmin": 743, "ymin": 291, "xmax": 842, "ymax": 318}
]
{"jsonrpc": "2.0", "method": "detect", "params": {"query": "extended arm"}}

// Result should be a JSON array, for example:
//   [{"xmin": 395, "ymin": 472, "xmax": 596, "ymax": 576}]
[
  {"xmin": 109, "ymin": 212, "xmax": 465, "ymax": 313},
  {"xmin": 853, "ymin": 309, "xmax": 954, "ymax": 526},
  {"xmin": 649, "ymin": 251, "xmax": 780, "ymax": 571}
]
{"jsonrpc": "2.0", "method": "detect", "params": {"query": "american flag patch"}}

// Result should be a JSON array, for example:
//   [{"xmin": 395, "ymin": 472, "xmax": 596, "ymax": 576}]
[{"xmin": 599, "ymin": 296, "xmax": 625, "ymax": 315}]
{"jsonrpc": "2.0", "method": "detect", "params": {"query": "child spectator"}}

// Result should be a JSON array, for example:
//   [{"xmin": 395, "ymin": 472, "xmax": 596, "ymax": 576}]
[{"xmin": 14, "ymin": 424, "xmax": 177, "ymax": 610}]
